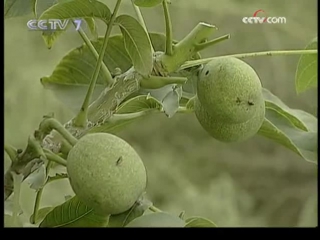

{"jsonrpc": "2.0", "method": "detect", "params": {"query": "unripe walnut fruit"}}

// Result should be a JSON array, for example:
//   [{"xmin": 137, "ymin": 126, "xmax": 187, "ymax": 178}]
[
  {"xmin": 197, "ymin": 57, "xmax": 264, "ymax": 124},
  {"xmin": 195, "ymin": 97, "xmax": 265, "ymax": 142},
  {"xmin": 67, "ymin": 133, "xmax": 147, "ymax": 215}
]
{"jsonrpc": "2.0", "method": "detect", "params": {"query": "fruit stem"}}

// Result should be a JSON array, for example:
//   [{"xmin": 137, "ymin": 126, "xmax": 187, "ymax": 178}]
[
  {"xmin": 72, "ymin": 0, "xmax": 122, "ymax": 128},
  {"xmin": 11, "ymin": 172, "xmax": 23, "ymax": 227},
  {"xmin": 158, "ymin": 22, "xmax": 217, "ymax": 73},
  {"xmin": 4, "ymin": 144, "xmax": 17, "ymax": 163},
  {"xmin": 60, "ymin": 139, "xmax": 73, "ymax": 156},
  {"xmin": 131, "ymin": 0, "xmax": 154, "ymax": 54},
  {"xmin": 149, "ymin": 205, "xmax": 162, "ymax": 213},
  {"xmin": 140, "ymin": 76, "xmax": 187, "ymax": 89},
  {"xmin": 31, "ymin": 161, "xmax": 53, "ymax": 224},
  {"xmin": 38, "ymin": 117, "xmax": 78, "ymax": 146},
  {"xmin": 74, "ymin": 22, "xmax": 113, "ymax": 85},
  {"xmin": 195, "ymin": 34, "xmax": 230, "ymax": 52},
  {"xmin": 180, "ymin": 49, "xmax": 318, "ymax": 70},
  {"xmin": 162, "ymin": 0, "xmax": 173, "ymax": 55},
  {"xmin": 44, "ymin": 150, "xmax": 67, "ymax": 167}
]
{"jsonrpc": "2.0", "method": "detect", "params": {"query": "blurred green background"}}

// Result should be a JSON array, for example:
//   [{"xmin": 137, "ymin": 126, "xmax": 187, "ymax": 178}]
[{"xmin": 4, "ymin": 0, "xmax": 318, "ymax": 227}]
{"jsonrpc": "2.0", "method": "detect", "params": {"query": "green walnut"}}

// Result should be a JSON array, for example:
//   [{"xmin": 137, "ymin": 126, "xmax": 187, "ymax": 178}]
[
  {"xmin": 195, "ymin": 97, "xmax": 265, "ymax": 142},
  {"xmin": 197, "ymin": 57, "xmax": 264, "ymax": 124},
  {"xmin": 67, "ymin": 133, "xmax": 147, "ymax": 216}
]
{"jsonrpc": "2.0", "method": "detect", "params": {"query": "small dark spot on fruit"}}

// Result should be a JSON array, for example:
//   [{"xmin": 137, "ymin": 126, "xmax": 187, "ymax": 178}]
[
  {"xmin": 236, "ymin": 97, "xmax": 241, "ymax": 104},
  {"xmin": 248, "ymin": 101, "xmax": 254, "ymax": 106},
  {"xmin": 116, "ymin": 156, "xmax": 123, "ymax": 166},
  {"xmin": 205, "ymin": 70, "xmax": 209, "ymax": 75},
  {"xmin": 17, "ymin": 149, "xmax": 23, "ymax": 154},
  {"xmin": 81, "ymin": 107, "xmax": 85, "ymax": 111}
]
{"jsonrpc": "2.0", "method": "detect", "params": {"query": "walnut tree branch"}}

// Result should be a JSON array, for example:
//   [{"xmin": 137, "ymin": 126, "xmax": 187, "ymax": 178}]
[{"xmin": 4, "ymin": 22, "xmax": 217, "ymax": 201}]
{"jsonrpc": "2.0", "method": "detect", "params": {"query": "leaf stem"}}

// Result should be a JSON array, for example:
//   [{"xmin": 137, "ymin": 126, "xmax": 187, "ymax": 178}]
[
  {"xmin": 72, "ymin": 0, "xmax": 122, "ymax": 127},
  {"xmin": 162, "ymin": 0, "xmax": 173, "ymax": 55},
  {"xmin": 31, "ymin": 161, "xmax": 53, "ymax": 224},
  {"xmin": 195, "ymin": 34, "xmax": 230, "ymax": 52},
  {"xmin": 38, "ymin": 117, "xmax": 78, "ymax": 146},
  {"xmin": 180, "ymin": 49, "xmax": 318, "ymax": 69},
  {"xmin": 44, "ymin": 150, "xmax": 67, "ymax": 167},
  {"xmin": 75, "ymin": 24, "xmax": 113, "ymax": 85},
  {"xmin": 159, "ymin": 22, "xmax": 217, "ymax": 73},
  {"xmin": 140, "ymin": 76, "xmax": 187, "ymax": 89},
  {"xmin": 4, "ymin": 144, "xmax": 17, "ymax": 163},
  {"xmin": 149, "ymin": 205, "xmax": 162, "ymax": 213},
  {"xmin": 131, "ymin": 0, "xmax": 154, "ymax": 53},
  {"xmin": 11, "ymin": 172, "xmax": 23, "ymax": 226}
]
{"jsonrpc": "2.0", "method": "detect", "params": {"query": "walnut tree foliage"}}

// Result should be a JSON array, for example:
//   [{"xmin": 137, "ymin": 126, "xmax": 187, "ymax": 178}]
[{"xmin": 4, "ymin": 0, "xmax": 317, "ymax": 228}]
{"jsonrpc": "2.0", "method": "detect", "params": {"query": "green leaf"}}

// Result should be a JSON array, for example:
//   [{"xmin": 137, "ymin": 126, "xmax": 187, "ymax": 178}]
[
  {"xmin": 125, "ymin": 212, "xmax": 186, "ymax": 227},
  {"xmin": 34, "ymin": 0, "xmax": 57, "ymax": 18},
  {"xmin": 85, "ymin": 95, "xmax": 162, "ymax": 134},
  {"xmin": 39, "ymin": 196, "xmax": 109, "ymax": 227},
  {"xmin": 41, "ymin": 32, "xmax": 168, "ymax": 112},
  {"xmin": 258, "ymin": 108, "xmax": 317, "ymax": 164},
  {"xmin": 185, "ymin": 216, "xmax": 217, "ymax": 227},
  {"xmin": 108, "ymin": 196, "xmax": 152, "ymax": 227},
  {"xmin": 115, "ymin": 15, "xmax": 153, "ymax": 76},
  {"xmin": 263, "ymin": 88, "xmax": 317, "ymax": 132},
  {"xmin": 41, "ymin": 34, "xmax": 132, "ymax": 112},
  {"xmin": 162, "ymin": 86, "xmax": 180, "ymax": 118},
  {"xmin": 84, "ymin": 18, "xmax": 98, "ymax": 40},
  {"xmin": 39, "ymin": 0, "xmax": 111, "ymax": 48},
  {"xmin": 133, "ymin": 0, "xmax": 163, "ymax": 7},
  {"xmin": 116, "ymin": 94, "xmax": 163, "ymax": 114},
  {"xmin": 295, "ymin": 37, "xmax": 318, "ymax": 93},
  {"xmin": 39, "ymin": 0, "xmax": 111, "ymax": 22},
  {"xmin": 30, "ymin": 207, "xmax": 54, "ymax": 224},
  {"xmin": 4, "ymin": 0, "xmax": 36, "ymax": 18}
]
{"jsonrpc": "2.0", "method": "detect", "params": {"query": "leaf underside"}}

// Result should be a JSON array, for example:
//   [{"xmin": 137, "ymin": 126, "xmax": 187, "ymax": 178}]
[
  {"xmin": 295, "ymin": 37, "xmax": 318, "ymax": 93},
  {"xmin": 39, "ymin": 196, "xmax": 109, "ymax": 227}
]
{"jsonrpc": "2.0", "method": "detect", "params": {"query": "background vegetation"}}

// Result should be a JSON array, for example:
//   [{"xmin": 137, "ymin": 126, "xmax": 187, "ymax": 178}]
[{"xmin": 4, "ymin": 0, "xmax": 317, "ymax": 227}]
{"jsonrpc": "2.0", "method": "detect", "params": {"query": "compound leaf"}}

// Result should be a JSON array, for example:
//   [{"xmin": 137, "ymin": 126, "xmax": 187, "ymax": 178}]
[
  {"xmin": 115, "ymin": 15, "xmax": 153, "ymax": 76},
  {"xmin": 41, "ymin": 33, "xmax": 168, "ymax": 112},
  {"xmin": 41, "ymin": 35, "xmax": 132, "ymax": 112},
  {"xmin": 39, "ymin": 0, "xmax": 111, "ymax": 22},
  {"xmin": 38, "ymin": 0, "xmax": 111, "ymax": 48},
  {"xmin": 39, "ymin": 196, "xmax": 109, "ymax": 227},
  {"xmin": 258, "ymin": 108, "xmax": 317, "ymax": 164},
  {"xmin": 263, "ymin": 88, "xmax": 317, "ymax": 132},
  {"xmin": 5, "ymin": 0, "xmax": 36, "ymax": 18},
  {"xmin": 30, "ymin": 207, "xmax": 54, "ymax": 225},
  {"xmin": 295, "ymin": 37, "xmax": 318, "ymax": 93}
]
